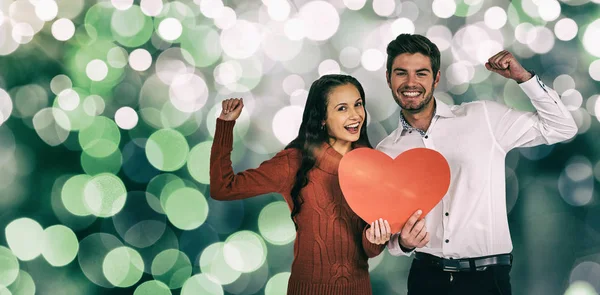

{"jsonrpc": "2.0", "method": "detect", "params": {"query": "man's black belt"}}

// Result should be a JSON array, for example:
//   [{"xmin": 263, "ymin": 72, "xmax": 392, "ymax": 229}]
[{"xmin": 414, "ymin": 252, "xmax": 512, "ymax": 272}]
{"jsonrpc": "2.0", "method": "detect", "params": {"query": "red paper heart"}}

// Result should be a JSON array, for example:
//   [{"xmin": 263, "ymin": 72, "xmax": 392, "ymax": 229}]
[{"xmin": 338, "ymin": 148, "xmax": 450, "ymax": 233}]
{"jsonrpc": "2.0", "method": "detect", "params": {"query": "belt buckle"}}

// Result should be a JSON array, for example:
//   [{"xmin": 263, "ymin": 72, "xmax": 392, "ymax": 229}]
[{"xmin": 442, "ymin": 261, "xmax": 460, "ymax": 272}]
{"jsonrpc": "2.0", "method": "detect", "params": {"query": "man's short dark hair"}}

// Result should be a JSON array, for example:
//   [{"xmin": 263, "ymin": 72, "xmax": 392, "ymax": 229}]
[{"xmin": 386, "ymin": 34, "xmax": 441, "ymax": 79}]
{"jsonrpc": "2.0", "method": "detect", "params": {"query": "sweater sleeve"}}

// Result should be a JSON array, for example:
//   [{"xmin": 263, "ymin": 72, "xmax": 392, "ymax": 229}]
[
  {"xmin": 209, "ymin": 118, "xmax": 293, "ymax": 201},
  {"xmin": 361, "ymin": 223, "xmax": 386, "ymax": 258}
]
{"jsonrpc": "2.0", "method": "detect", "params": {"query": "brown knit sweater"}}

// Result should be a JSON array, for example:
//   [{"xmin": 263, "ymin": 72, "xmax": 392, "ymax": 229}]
[{"xmin": 210, "ymin": 119, "xmax": 385, "ymax": 295}]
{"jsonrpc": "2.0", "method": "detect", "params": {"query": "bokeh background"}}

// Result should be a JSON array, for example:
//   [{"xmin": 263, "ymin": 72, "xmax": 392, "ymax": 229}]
[{"xmin": 1, "ymin": 0, "xmax": 600, "ymax": 294}]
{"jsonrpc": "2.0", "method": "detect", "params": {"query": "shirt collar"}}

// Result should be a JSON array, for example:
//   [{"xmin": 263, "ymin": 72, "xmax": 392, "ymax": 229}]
[{"xmin": 394, "ymin": 98, "xmax": 455, "ymax": 142}]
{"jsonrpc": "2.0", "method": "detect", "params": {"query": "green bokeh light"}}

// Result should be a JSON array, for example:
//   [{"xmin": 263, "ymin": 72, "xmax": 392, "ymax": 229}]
[
  {"xmin": 180, "ymin": 274, "xmax": 223, "ymax": 295},
  {"xmin": 146, "ymin": 129, "xmax": 189, "ymax": 172},
  {"xmin": 5, "ymin": 218, "xmax": 43, "ymax": 261},
  {"xmin": 42, "ymin": 225, "xmax": 79, "ymax": 267},
  {"xmin": 145, "ymin": 173, "xmax": 181, "ymax": 214},
  {"xmin": 61, "ymin": 174, "xmax": 92, "ymax": 216},
  {"xmin": 264, "ymin": 272, "xmax": 291, "ymax": 295},
  {"xmin": 164, "ymin": 187, "xmax": 208, "ymax": 230},
  {"xmin": 180, "ymin": 25, "xmax": 222, "ymax": 68},
  {"xmin": 0, "ymin": 246, "xmax": 19, "ymax": 287},
  {"xmin": 133, "ymin": 280, "xmax": 172, "ymax": 295},
  {"xmin": 51, "ymin": 88, "xmax": 95, "ymax": 132},
  {"xmin": 102, "ymin": 247, "xmax": 144, "ymax": 288},
  {"xmin": 84, "ymin": 3, "xmax": 115, "ymax": 40},
  {"xmin": 186, "ymin": 141, "xmax": 211, "ymax": 184},
  {"xmin": 81, "ymin": 149, "xmax": 122, "ymax": 175},
  {"xmin": 150, "ymin": 249, "xmax": 192, "ymax": 289},
  {"xmin": 7, "ymin": 270, "xmax": 35, "ymax": 295},
  {"xmin": 564, "ymin": 281, "xmax": 598, "ymax": 295},
  {"xmin": 223, "ymin": 231, "xmax": 268, "ymax": 273},
  {"xmin": 111, "ymin": 6, "xmax": 154, "ymax": 47},
  {"xmin": 199, "ymin": 242, "xmax": 241, "ymax": 285},
  {"xmin": 258, "ymin": 201, "xmax": 296, "ymax": 246},
  {"xmin": 78, "ymin": 116, "xmax": 121, "ymax": 158},
  {"xmin": 83, "ymin": 173, "xmax": 127, "ymax": 218}
]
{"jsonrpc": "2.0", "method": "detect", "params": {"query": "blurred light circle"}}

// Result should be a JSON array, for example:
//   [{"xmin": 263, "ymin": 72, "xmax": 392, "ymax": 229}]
[
  {"xmin": 258, "ymin": 201, "xmax": 296, "ymax": 245},
  {"xmin": 83, "ymin": 95, "xmax": 105, "ymax": 116},
  {"xmin": 187, "ymin": 141, "xmax": 212, "ymax": 184},
  {"xmin": 57, "ymin": 89, "xmax": 80, "ymax": 111},
  {"xmin": 78, "ymin": 233, "xmax": 123, "ymax": 287},
  {"xmin": 290, "ymin": 89, "xmax": 308, "ymax": 106},
  {"xmin": 158, "ymin": 18, "xmax": 183, "ymax": 41},
  {"xmin": 589, "ymin": 60, "xmax": 600, "ymax": 81},
  {"xmin": 199, "ymin": 242, "xmax": 241, "ymax": 285},
  {"xmin": 151, "ymin": 249, "xmax": 192, "ymax": 289},
  {"xmin": 83, "ymin": 173, "xmax": 127, "ymax": 217},
  {"xmin": 180, "ymin": 25, "xmax": 222, "ymax": 68},
  {"xmin": 515, "ymin": 22, "xmax": 535, "ymax": 44},
  {"xmin": 165, "ymin": 187, "xmax": 208, "ymax": 230},
  {"xmin": 554, "ymin": 18, "xmax": 578, "ymax": 41},
  {"xmin": 41, "ymin": 225, "xmax": 79, "ymax": 266},
  {"xmin": 272, "ymin": 106, "xmax": 303, "ymax": 145},
  {"xmin": 0, "ymin": 88, "xmax": 12, "ymax": 126},
  {"xmin": 538, "ymin": 0, "xmax": 561, "ymax": 21},
  {"xmin": 107, "ymin": 47, "xmax": 129, "ymax": 68},
  {"xmin": 484, "ymin": 6, "xmax": 507, "ymax": 29},
  {"xmin": 582, "ymin": 19, "xmax": 600, "ymax": 57},
  {"xmin": 223, "ymin": 231, "xmax": 268, "ymax": 273},
  {"xmin": 35, "ymin": 0, "xmax": 58, "ymax": 21},
  {"xmin": 145, "ymin": 173, "xmax": 181, "ymax": 213},
  {"xmin": 102, "ymin": 246, "xmax": 144, "ymax": 287},
  {"xmin": 112, "ymin": 0, "xmax": 133, "ymax": 10},
  {"xmin": 432, "ymin": 0, "xmax": 455, "ymax": 18},
  {"xmin": 220, "ymin": 20, "xmax": 261, "ymax": 59},
  {"xmin": 564, "ymin": 281, "xmax": 598, "ymax": 295},
  {"xmin": 446, "ymin": 62, "xmax": 474, "ymax": 85},
  {"xmin": 169, "ymin": 74, "xmax": 209, "ymax": 113},
  {"xmin": 373, "ymin": 0, "xmax": 395, "ymax": 17},
  {"xmin": 214, "ymin": 6, "xmax": 236, "ymax": 30},
  {"xmin": 7, "ymin": 270, "xmax": 35, "ymax": 295},
  {"xmin": 214, "ymin": 60, "xmax": 242, "ymax": 85},
  {"xmin": 134, "ymin": 280, "xmax": 172, "ymax": 295},
  {"xmin": 155, "ymin": 48, "xmax": 195, "ymax": 86},
  {"xmin": 0, "ymin": 22, "xmax": 19, "ymax": 56},
  {"xmin": 0, "ymin": 246, "xmax": 19, "ymax": 287},
  {"xmin": 129, "ymin": 48, "xmax": 152, "ymax": 71},
  {"xmin": 343, "ymin": 0, "xmax": 366, "ymax": 10},
  {"xmin": 361, "ymin": 48, "xmax": 384, "ymax": 71},
  {"xmin": 112, "ymin": 191, "xmax": 166, "ymax": 247},
  {"xmin": 51, "ymin": 18, "xmax": 75, "ymax": 41},
  {"xmin": 5, "ymin": 218, "xmax": 44, "ymax": 261},
  {"xmin": 391, "ymin": 18, "xmax": 415, "ymax": 35},
  {"xmin": 200, "ymin": 0, "xmax": 224, "ymax": 18},
  {"xmin": 111, "ymin": 5, "xmax": 154, "ymax": 47},
  {"xmin": 14, "ymin": 84, "xmax": 47, "ymax": 118},
  {"xmin": 12, "ymin": 23, "xmax": 34, "ymax": 44},
  {"xmin": 0, "ymin": 125, "xmax": 15, "ymax": 167},
  {"xmin": 558, "ymin": 156, "xmax": 594, "ymax": 206},
  {"xmin": 339, "ymin": 47, "xmax": 361, "ymax": 69},
  {"xmin": 114, "ymin": 107, "xmax": 138, "ymax": 130},
  {"xmin": 122, "ymin": 139, "xmax": 160, "ymax": 184},
  {"xmin": 146, "ymin": 129, "xmax": 189, "ymax": 171},
  {"xmin": 33, "ymin": 108, "xmax": 70, "ymax": 146},
  {"xmin": 299, "ymin": 1, "xmax": 339, "ymax": 41},
  {"xmin": 519, "ymin": 144, "xmax": 554, "ymax": 161},
  {"xmin": 571, "ymin": 108, "xmax": 591, "ymax": 134},
  {"xmin": 585, "ymin": 94, "xmax": 598, "ymax": 117},
  {"xmin": 181, "ymin": 274, "xmax": 223, "ymax": 295},
  {"xmin": 527, "ymin": 26, "xmax": 555, "ymax": 54},
  {"xmin": 222, "ymin": 260, "xmax": 269, "ymax": 294},
  {"xmin": 282, "ymin": 74, "xmax": 305, "ymax": 96},
  {"xmin": 86, "ymin": 59, "xmax": 109, "ymax": 82},
  {"xmin": 553, "ymin": 74, "xmax": 576, "ymax": 94},
  {"xmin": 9, "ymin": 0, "xmax": 44, "ymax": 33},
  {"xmin": 284, "ymin": 17, "xmax": 305, "ymax": 40},
  {"xmin": 426, "ymin": 26, "xmax": 452, "ymax": 52},
  {"xmin": 318, "ymin": 59, "xmax": 341, "ymax": 76},
  {"xmin": 569, "ymin": 261, "xmax": 600, "ymax": 292},
  {"xmin": 267, "ymin": 0, "xmax": 290, "ymax": 21},
  {"xmin": 264, "ymin": 272, "xmax": 291, "ymax": 295},
  {"xmin": 78, "ymin": 116, "xmax": 121, "ymax": 158},
  {"xmin": 140, "ymin": 0, "xmax": 163, "ymax": 16},
  {"xmin": 561, "ymin": 89, "xmax": 583, "ymax": 111},
  {"xmin": 50, "ymin": 74, "xmax": 72, "ymax": 95},
  {"xmin": 262, "ymin": 25, "xmax": 303, "ymax": 62},
  {"xmin": 135, "ymin": 225, "xmax": 179, "ymax": 274}
]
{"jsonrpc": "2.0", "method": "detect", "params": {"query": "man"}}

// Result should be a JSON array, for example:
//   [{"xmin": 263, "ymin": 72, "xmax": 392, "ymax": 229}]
[{"xmin": 377, "ymin": 34, "xmax": 578, "ymax": 294}]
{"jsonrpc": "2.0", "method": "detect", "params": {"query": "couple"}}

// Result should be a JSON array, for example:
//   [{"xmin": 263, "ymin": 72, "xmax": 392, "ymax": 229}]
[{"xmin": 209, "ymin": 34, "xmax": 577, "ymax": 295}]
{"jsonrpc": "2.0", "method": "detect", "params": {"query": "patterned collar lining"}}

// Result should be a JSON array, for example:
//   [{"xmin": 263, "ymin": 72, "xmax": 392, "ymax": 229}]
[{"xmin": 399, "ymin": 105, "xmax": 437, "ymax": 137}]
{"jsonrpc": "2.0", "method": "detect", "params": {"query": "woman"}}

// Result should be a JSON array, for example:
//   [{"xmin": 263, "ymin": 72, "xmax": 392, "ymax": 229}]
[{"xmin": 210, "ymin": 74, "xmax": 391, "ymax": 294}]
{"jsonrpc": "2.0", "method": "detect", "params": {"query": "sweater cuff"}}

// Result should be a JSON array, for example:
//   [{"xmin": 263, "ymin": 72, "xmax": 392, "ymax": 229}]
[{"xmin": 214, "ymin": 118, "xmax": 236, "ymax": 147}]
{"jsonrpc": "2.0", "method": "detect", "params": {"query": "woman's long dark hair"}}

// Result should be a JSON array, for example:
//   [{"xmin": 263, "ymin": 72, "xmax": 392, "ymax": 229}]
[{"xmin": 285, "ymin": 74, "xmax": 371, "ymax": 228}]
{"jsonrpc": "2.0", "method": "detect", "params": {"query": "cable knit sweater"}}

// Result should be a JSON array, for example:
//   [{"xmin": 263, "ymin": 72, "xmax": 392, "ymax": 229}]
[{"xmin": 210, "ymin": 119, "xmax": 385, "ymax": 295}]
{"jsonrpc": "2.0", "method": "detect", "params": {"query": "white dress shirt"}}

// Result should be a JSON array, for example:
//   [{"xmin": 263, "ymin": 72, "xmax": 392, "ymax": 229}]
[{"xmin": 379, "ymin": 76, "xmax": 578, "ymax": 259}]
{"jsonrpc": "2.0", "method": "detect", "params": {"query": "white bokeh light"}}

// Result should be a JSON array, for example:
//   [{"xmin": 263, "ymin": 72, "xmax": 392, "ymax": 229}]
[
  {"xmin": 318, "ymin": 59, "xmax": 341, "ymax": 76},
  {"xmin": 553, "ymin": 74, "xmax": 576, "ymax": 94},
  {"xmin": 50, "ymin": 74, "xmax": 72, "ymax": 95},
  {"xmin": 343, "ymin": 0, "xmax": 366, "ymax": 10},
  {"xmin": 111, "ymin": 0, "xmax": 133, "ymax": 10},
  {"xmin": 282, "ymin": 74, "xmax": 305, "ymax": 96},
  {"xmin": 583, "ymin": 19, "xmax": 600, "ymax": 57},
  {"xmin": 391, "ymin": 18, "xmax": 415, "ymax": 35},
  {"xmin": 57, "ymin": 89, "xmax": 80, "ymax": 111},
  {"xmin": 299, "ymin": 1, "xmax": 339, "ymax": 41},
  {"xmin": 538, "ymin": 0, "xmax": 561, "ymax": 21},
  {"xmin": 114, "ymin": 107, "xmax": 138, "ymax": 130},
  {"xmin": 272, "ymin": 106, "xmax": 303, "ymax": 144},
  {"xmin": 432, "ymin": 0, "xmax": 456, "ymax": 19},
  {"xmin": 35, "ymin": 0, "xmax": 58, "ymax": 21},
  {"xmin": 129, "ymin": 49, "xmax": 152, "ymax": 71},
  {"xmin": 214, "ymin": 60, "xmax": 242, "ymax": 85},
  {"xmin": 426, "ymin": 26, "xmax": 453, "ymax": 51},
  {"xmin": 446, "ymin": 62, "xmax": 474, "ymax": 85},
  {"xmin": 51, "ymin": 18, "xmax": 75, "ymax": 41},
  {"xmin": 200, "ymin": 0, "xmax": 224, "ymax": 19},
  {"xmin": 267, "ymin": 0, "xmax": 291, "ymax": 21},
  {"xmin": 484, "ymin": 6, "xmax": 507, "ymax": 29},
  {"xmin": 220, "ymin": 20, "xmax": 261, "ymax": 59},
  {"xmin": 339, "ymin": 47, "xmax": 361, "ymax": 69},
  {"xmin": 0, "ymin": 88, "xmax": 13, "ymax": 126},
  {"xmin": 561, "ymin": 89, "xmax": 583, "ymax": 111},
  {"xmin": 140, "ymin": 0, "xmax": 163, "ymax": 16},
  {"xmin": 527, "ymin": 26, "xmax": 555, "ymax": 54},
  {"xmin": 373, "ymin": 0, "xmax": 395, "ymax": 17},
  {"xmin": 284, "ymin": 18, "xmax": 305, "ymax": 41},
  {"xmin": 589, "ymin": 60, "xmax": 600, "ymax": 81},
  {"xmin": 554, "ymin": 18, "xmax": 578, "ymax": 41},
  {"xmin": 169, "ymin": 74, "xmax": 209, "ymax": 113},
  {"xmin": 515, "ymin": 22, "xmax": 535, "ymax": 44},
  {"xmin": 214, "ymin": 6, "xmax": 236, "ymax": 30},
  {"xmin": 86, "ymin": 59, "xmax": 109, "ymax": 82},
  {"xmin": 158, "ymin": 18, "xmax": 183, "ymax": 41},
  {"xmin": 361, "ymin": 49, "xmax": 384, "ymax": 72},
  {"xmin": 12, "ymin": 23, "xmax": 34, "ymax": 44}
]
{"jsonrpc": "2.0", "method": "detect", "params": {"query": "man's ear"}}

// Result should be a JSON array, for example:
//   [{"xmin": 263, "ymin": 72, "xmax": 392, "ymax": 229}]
[
  {"xmin": 433, "ymin": 71, "xmax": 441, "ymax": 88},
  {"xmin": 386, "ymin": 71, "xmax": 391, "ymax": 88}
]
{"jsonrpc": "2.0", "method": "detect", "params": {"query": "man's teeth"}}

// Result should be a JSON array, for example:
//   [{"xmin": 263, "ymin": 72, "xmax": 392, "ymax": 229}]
[{"xmin": 402, "ymin": 92, "xmax": 421, "ymax": 97}]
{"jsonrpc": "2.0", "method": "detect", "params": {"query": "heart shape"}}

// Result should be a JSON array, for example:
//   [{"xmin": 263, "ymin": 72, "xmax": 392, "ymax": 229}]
[{"xmin": 338, "ymin": 148, "xmax": 451, "ymax": 233}]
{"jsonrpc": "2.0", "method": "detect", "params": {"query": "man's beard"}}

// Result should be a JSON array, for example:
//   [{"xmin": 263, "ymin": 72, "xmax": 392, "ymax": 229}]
[{"xmin": 392, "ymin": 83, "xmax": 435, "ymax": 113}]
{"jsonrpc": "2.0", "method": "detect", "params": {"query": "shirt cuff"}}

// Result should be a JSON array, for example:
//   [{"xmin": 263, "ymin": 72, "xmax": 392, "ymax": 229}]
[
  {"xmin": 519, "ymin": 75, "xmax": 555, "ymax": 101},
  {"xmin": 387, "ymin": 233, "xmax": 414, "ymax": 257}
]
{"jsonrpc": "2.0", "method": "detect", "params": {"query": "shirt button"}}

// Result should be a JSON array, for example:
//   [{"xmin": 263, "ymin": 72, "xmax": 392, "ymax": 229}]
[
  {"xmin": 445, "ymin": 239, "xmax": 449, "ymax": 243},
  {"xmin": 424, "ymin": 135, "xmax": 429, "ymax": 139},
  {"xmin": 445, "ymin": 212, "xmax": 449, "ymax": 216},
  {"xmin": 409, "ymin": 131, "xmax": 412, "ymax": 133}
]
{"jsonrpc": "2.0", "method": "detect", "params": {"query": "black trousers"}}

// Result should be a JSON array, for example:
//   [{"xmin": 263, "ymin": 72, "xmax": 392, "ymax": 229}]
[{"xmin": 407, "ymin": 257, "xmax": 512, "ymax": 295}]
